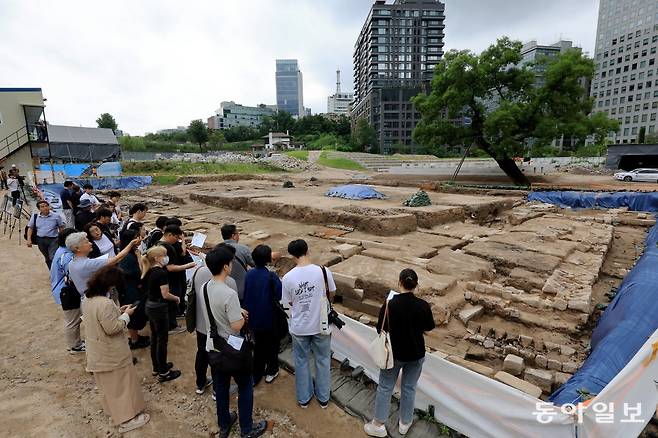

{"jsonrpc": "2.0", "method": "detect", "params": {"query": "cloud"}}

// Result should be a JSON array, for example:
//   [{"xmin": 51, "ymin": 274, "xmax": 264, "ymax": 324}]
[{"xmin": 0, "ymin": 0, "xmax": 599, "ymax": 135}]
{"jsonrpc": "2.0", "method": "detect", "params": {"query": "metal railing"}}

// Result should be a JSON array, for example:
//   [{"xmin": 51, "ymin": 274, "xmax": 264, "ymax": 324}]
[{"xmin": 0, "ymin": 126, "xmax": 29, "ymax": 161}]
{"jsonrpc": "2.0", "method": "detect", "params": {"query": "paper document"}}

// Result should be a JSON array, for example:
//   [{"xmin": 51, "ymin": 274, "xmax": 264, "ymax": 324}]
[
  {"xmin": 227, "ymin": 335, "xmax": 244, "ymax": 350},
  {"xmin": 191, "ymin": 232, "xmax": 207, "ymax": 248},
  {"xmin": 97, "ymin": 253, "xmax": 110, "ymax": 260}
]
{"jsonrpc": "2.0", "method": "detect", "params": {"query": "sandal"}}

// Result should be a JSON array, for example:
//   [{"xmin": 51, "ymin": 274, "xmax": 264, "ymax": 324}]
[{"xmin": 118, "ymin": 412, "xmax": 150, "ymax": 434}]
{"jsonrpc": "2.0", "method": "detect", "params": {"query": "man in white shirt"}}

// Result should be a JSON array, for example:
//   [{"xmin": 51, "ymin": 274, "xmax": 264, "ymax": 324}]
[
  {"xmin": 79, "ymin": 183, "xmax": 100, "ymax": 211},
  {"xmin": 282, "ymin": 239, "xmax": 336, "ymax": 409}
]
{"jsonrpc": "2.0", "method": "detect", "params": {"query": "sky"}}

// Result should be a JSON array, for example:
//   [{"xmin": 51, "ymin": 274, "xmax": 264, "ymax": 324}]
[{"xmin": 0, "ymin": 0, "xmax": 600, "ymax": 135}]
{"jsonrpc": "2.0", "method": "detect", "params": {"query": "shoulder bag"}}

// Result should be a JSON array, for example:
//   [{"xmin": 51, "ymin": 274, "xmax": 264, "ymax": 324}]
[
  {"xmin": 24, "ymin": 213, "xmax": 38, "ymax": 244},
  {"xmin": 368, "ymin": 298, "xmax": 394, "ymax": 369},
  {"xmin": 60, "ymin": 265, "xmax": 81, "ymax": 311},
  {"xmin": 185, "ymin": 267, "xmax": 201, "ymax": 333},
  {"xmin": 203, "ymin": 283, "xmax": 254, "ymax": 374},
  {"xmin": 269, "ymin": 272, "xmax": 289, "ymax": 340}
]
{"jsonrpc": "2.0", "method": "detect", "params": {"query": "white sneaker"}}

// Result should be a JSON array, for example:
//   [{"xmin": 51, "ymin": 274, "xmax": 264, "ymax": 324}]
[
  {"xmin": 265, "ymin": 372, "xmax": 279, "ymax": 384},
  {"xmin": 399, "ymin": 420, "xmax": 412, "ymax": 435},
  {"xmin": 363, "ymin": 421, "xmax": 387, "ymax": 437}
]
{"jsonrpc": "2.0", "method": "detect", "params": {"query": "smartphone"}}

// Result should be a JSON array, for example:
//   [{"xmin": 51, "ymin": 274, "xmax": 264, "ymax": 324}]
[{"xmin": 132, "ymin": 300, "xmax": 141, "ymax": 309}]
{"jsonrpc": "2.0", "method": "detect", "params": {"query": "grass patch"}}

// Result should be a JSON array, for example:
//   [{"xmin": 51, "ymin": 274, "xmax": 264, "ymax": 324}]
[
  {"xmin": 122, "ymin": 160, "xmax": 285, "ymax": 182},
  {"xmin": 317, "ymin": 151, "xmax": 364, "ymax": 170},
  {"xmin": 285, "ymin": 150, "xmax": 309, "ymax": 161}
]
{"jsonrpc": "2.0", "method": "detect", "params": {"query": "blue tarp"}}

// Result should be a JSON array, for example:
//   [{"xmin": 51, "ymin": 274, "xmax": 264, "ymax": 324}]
[
  {"xmin": 325, "ymin": 184, "xmax": 386, "ymax": 200},
  {"xmin": 37, "ymin": 163, "xmax": 90, "ymax": 177},
  {"xmin": 38, "ymin": 176, "xmax": 152, "ymax": 194},
  {"xmin": 531, "ymin": 191, "xmax": 658, "ymax": 405},
  {"xmin": 97, "ymin": 162, "xmax": 122, "ymax": 177},
  {"xmin": 528, "ymin": 190, "xmax": 658, "ymax": 212}
]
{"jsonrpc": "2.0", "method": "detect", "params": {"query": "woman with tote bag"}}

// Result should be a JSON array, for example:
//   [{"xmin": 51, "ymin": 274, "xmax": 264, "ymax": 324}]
[{"xmin": 364, "ymin": 269, "xmax": 436, "ymax": 437}]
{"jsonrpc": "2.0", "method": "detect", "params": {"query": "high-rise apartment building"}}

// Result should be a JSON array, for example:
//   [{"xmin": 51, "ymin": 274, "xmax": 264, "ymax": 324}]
[
  {"xmin": 593, "ymin": 0, "xmax": 658, "ymax": 143},
  {"xmin": 352, "ymin": 0, "xmax": 445, "ymax": 153},
  {"xmin": 327, "ymin": 69, "xmax": 354, "ymax": 115},
  {"xmin": 276, "ymin": 59, "xmax": 304, "ymax": 118},
  {"xmin": 207, "ymin": 101, "xmax": 275, "ymax": 130}
]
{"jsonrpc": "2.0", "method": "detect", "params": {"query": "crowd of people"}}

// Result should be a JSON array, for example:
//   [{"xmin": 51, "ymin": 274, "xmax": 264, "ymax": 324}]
[{"xmin": 19, "ymin": 181, "xmax": 437, "ymax": 437}]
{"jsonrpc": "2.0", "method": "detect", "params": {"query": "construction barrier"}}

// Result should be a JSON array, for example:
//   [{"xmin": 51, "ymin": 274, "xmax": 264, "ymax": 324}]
[{"xmin": 331, "ymin": 314, "xmax": 658, "ymax": 438}]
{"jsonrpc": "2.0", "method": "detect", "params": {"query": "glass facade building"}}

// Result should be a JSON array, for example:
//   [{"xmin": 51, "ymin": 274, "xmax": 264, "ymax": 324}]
[
  {"xmin": 593, "ymin": 0, "xmax": 658, "ymax": 143},
  {"xmin": 276, "ymin": 59, "xmax": 304, "ymax": 117},
  {"xmin": 351, "ymin": 0, "xmax": 445, "ymax": 153}
]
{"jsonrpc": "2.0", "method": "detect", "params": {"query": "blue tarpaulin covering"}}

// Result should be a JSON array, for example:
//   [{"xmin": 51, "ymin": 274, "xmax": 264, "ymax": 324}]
[
  {"xmin": 38, "ymin": 176, "xmax": 152, "ymax": 194},
  {"xmin": 325, "ymin": 184, "xmax": 386, "ymax": 200},
  {"xmin": 37, "ymin": 163, "xmax": 89, "ymax": 177},
  {"xmin": 528, "ymin": 190, "xmax": 658, "ymax": 212},
  {"xmin": 97, "ymin": 162, "xmax": 122, "ymax": 177},
  {"xmin": 531, "ymin": 191, "xmax": 658, "ymax": 405}
]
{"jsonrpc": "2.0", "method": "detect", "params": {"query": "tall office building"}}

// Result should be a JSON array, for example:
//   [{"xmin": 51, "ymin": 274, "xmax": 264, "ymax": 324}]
[
  {"xmin": 327, "ymin": 69, "xmax": 354, "ymax": 115},
  {"xmin": 276, "ymin": 59, "xmax": 304, "ymax": 117},
  {"xmin": 352, "ymin": 0, "xmax": 445, "ymax": 153},
  {"xmin": 593, "ymin": 0, "xmax": 658, "ymax": 143}
]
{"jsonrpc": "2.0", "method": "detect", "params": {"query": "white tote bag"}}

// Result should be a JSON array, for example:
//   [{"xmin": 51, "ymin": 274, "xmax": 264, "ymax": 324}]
[{"xmin": 368, "ymin": 300, "xmax": 394, "ymax": 369}]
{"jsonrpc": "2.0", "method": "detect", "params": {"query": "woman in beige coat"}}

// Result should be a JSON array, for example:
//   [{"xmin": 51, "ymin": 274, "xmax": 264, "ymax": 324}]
[{"xmin": 82, "ymin": 265, "xmax": 150, "ymax": 433}]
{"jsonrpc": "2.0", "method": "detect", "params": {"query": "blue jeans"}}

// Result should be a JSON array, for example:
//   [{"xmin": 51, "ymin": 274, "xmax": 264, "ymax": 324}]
[
  {"xmin": 211, "ymin": 365, "xmax": 254, "ymax": 435},
  {"xmin": 291, "ymin": 333, "xmax": 332, "ymax": 404},
  {"xmin": 374, "ymin": 357, "xmax": 425, "ymax": 424}
]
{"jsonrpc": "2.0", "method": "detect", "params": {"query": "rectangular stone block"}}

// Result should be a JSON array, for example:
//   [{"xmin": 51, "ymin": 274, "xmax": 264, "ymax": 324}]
[
  {"xmin": 458, "ymin": 304, "xmax": 484, "ymax": 325},
  {"xmin": 332, "ymin": 272, "xmax": 357, "ymax": 290},
  {"xmin": 503, "ymin": 354, "xmax": 525, "ymax": 376},
  {"xmin": 524, "ymin": 368, "xmax": 554, "ymax": 393},
  {"xmin": 447, "ymin": 356, "xmax": 494, "ymax": 378},
  {"xmin": 494, "ymin": 371, "xmax": 542, "ymax": 399},
  {"xmin": 547, "ymin": 359, "xmax": 562, "ymax": 371},
  {"xmin": 332, "ymin": 243, "xmax": 362, "ymax": 259}
]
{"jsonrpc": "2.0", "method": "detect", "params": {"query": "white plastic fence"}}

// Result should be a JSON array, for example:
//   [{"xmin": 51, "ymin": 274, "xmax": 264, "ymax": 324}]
[{"xmin": 330, "ymin": 314, "xmax": 658, "ymax": 438}]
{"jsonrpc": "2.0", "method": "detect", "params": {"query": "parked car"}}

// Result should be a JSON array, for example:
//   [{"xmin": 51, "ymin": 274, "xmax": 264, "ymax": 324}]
[{"xmin": 614, "ymin": 168, "xmax": 658, "ymax": 182}]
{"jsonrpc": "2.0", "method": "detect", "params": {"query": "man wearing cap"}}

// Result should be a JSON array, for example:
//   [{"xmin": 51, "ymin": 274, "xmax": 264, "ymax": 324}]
[
  {"xmin": 74, "ymin": 198, "xmax": 96, "ymax": 231},
  {"xmin": 27, "ymin": 200, "xmax": 64, "ymax": 268}
]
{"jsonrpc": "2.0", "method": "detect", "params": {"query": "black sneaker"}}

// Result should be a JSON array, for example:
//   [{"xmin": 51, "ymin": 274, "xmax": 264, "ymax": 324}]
[
  {"xmin": 318, "ymin": 399, "xmax": 329, "ymax": 409},
  {"xmin": 152, "ymin": 362, "xmax": 174, "ymax": 376},
  {"xmin": 219, "ymin": 411, "xmax": 238, "ymax": 438},
  {"xmin": 241, "ymin": 420, "xmax": 267, "ymax": 438},
  {"xmin": 157, "ymin": 369, "xmax": 181, "ymax": 383},
  {"xmin": 196, "ymin": 377, "xmax": 213, "ymax": 394},
  {"xmin": 298, "ymin": 398, "xmax": 311, "ymax": 409}
]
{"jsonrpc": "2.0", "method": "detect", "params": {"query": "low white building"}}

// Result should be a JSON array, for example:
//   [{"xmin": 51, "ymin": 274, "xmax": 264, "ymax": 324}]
[{"xmin": 327, "ymin": 69, "xmax": 353, "ymax": 116}]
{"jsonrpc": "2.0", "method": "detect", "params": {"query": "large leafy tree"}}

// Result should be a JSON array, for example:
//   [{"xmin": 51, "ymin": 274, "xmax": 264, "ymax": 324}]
[
  {"xmin": 413, "ymin": 37, "xmax": 619, "ymax": 185},
  {"xmin": 352, "ymin": 118, "xmax": 378, "ymax": 152},
  {"xmin": 96, "ymin": 113, "xmax": 118, "ymax": 133},
  {"xmin": 187, "ymin": 119, "xmax": 209, "ymax": 152},
  {"xmin": 260, "ymin": 111, "xmax": 295, "ymax": 134}
]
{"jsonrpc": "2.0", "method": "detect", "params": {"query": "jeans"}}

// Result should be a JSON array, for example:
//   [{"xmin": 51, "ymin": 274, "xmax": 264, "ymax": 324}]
[
  {"xmin": 291, "ymin": 333, "xmax": 332, "ymax": 404},
  {"xmin": 145, "ymin": 303, "xmax": 169, "ymax": 374},
  {"xmin": 373, "ymin": 357, "xmax": 425, "ymax": 424},
  {"xmin": 36, "ymin": 236, "xmax": 58, "ymax": 269},
  {"xmin": 195, "ymin": 331, "xmax": 210, "ymax": 389},
  {"xmin": 211, "ymin": 365, "xmax": 254, "ymax": 435},
  {"xmin": 253, "ymin": 329, "xmax": 280, "ymax": 384}
]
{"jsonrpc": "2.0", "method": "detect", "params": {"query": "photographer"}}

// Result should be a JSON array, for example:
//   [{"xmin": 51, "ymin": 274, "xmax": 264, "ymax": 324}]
[
  {"xmin": 282, "ymin": 239, "xmax": 336, "ymax": 410},
  {"xmin": 7, "ymin": 167, "xmax": 20, "ymax": 206}
]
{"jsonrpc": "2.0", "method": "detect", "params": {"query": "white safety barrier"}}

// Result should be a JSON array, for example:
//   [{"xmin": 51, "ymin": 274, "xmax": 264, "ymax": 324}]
[{"xmin": 330, "ymin": 314, "xmax": 658, "ymax": 438}]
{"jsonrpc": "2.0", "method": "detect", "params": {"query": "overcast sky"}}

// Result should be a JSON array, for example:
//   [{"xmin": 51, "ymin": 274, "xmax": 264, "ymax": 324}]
[{"xmin": 0, "ymin": 0, "xmax": 600, "ymax": 135}]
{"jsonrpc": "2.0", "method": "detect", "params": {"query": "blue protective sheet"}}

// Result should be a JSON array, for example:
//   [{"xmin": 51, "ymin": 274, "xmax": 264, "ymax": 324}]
[
  {"xmin": 528, "ymin": 190, "xmax": 658, "ymax": 212},
  {"xmin": 530, "ymin": 191, "xmax": 658, "ymax": 405},
  {"xmin": 97, "ymin": 162, "xmax": 122, "ymax": 177},
  {"xmin": 325, "ymin": 184, "xmax": 386, "ymax": 200},
  {"xmin": 37, "ymin": 163, "xmax": 90, "ymax": 177},
  {"xmin": 38, "ymin": 176, "xmax": 152, "ymax": 193}
]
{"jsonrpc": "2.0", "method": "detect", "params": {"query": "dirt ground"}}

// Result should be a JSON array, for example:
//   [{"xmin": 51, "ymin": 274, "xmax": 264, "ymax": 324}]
[{"xmin": 0, "ymin": 236, "xmax": 364, "ymax": 437}]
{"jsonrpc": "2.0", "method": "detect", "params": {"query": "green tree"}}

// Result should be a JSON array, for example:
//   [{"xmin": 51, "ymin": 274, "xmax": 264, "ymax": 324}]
[
  {"xmin": 352, "ymin": 118, "xmax": 378, "ymax": 152},
  {"xmin": 96, "ymin": 113, "xmax": 118, "ymax": 133},
  {"xmin": 119, "ymin": 135, "xmax": 145, "ymax": 151},
  {"xmin": 208, "ymin": 130, "xmax": 226, "ymax": 149},
  {"xmin": 187, "ymin": 120, "xmax": 209, "ymax": 152},
  {"xmin": 260, "ymin": 111, "xmax": 296, "ymax": 134},
  {"xmin": 639, "ymin": 126, "xmax": 647, "ymax": 143},
  {"xmin": 413, "ymin": 37, "xmax": 619, "ymax": 185},
  {"xmin": 645, "ymin": 132, "xmax": 658, "ymax": 144}
]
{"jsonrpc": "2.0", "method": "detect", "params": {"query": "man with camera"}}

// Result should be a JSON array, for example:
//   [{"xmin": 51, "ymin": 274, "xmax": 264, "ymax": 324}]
[{"xmin": 282, "ymin": 239, "xmax": 338, "ymax": 410}]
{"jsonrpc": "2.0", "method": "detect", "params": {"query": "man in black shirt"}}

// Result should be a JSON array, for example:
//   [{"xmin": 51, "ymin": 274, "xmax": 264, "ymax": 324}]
[
  {"xmin": 74, "ymin": 199, "xmax": 96, "ymax": 231},
  {"xmin": 157, "ymin": 225, "xmax": 196, "ymax": 332}
]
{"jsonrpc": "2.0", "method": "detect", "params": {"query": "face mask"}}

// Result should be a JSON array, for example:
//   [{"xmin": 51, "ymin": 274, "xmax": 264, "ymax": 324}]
[{"xmin": 161, "ymin": 256, "xmax": 169, "ymax": 266}]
